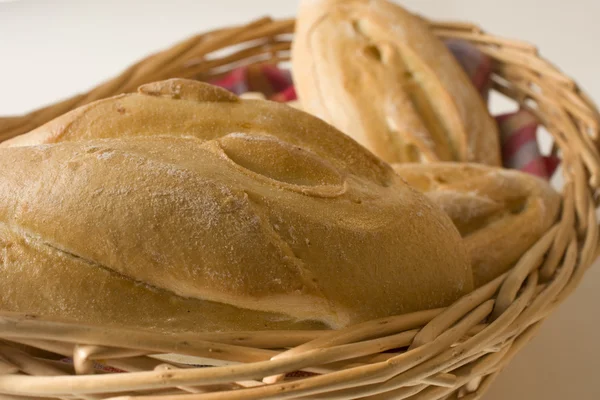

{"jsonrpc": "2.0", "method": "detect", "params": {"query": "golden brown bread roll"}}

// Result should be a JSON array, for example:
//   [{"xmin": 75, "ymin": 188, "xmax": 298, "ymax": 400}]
[
  {"xmin": 291, "ymin": 0, "xmax": 501, "ymax": 165},
  {"xmin": 0, "ymin": 83, "xmax": 472, "ymax": 333},
  {"xmin": 393, "ymin": 163, "xmax": 561, "ymax": 287}
]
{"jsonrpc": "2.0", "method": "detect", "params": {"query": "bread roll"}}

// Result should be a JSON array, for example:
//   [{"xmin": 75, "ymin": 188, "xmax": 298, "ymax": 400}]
[
  {"xmin": 393, "ymin": 163, "xmax": 561, "ymax": 286},
  {"xmin": 0, "ymin": 88, "xmax": 472, "ymax": 332},
  {"xmin": 291, "ymin": 0, "xmax": 501, "ymax": 165}
]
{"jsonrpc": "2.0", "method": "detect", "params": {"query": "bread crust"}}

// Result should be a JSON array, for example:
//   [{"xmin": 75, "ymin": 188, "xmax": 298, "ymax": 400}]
[
  {"xmin": 0, "ymin": 81, "xmax": 473, "ymax": 332},
  {"xmin": 393, "ymin": 162, "xmax": 561, "ymax": 286},
  {"xmin": 292, "ymin": 0, "xmax": 501, "ymax": 165}
]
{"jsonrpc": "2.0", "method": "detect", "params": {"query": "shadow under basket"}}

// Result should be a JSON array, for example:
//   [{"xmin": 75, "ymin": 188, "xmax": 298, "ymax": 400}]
[{"xmin": 0, "ymin": 16, "xmax": 600, "ymax": 400}]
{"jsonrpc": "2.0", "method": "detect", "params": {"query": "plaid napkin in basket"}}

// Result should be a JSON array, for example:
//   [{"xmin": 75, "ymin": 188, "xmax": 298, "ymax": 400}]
[
  {"xmin": 496, "ymin": 110, "xmax": 560, "ymax": 179},
  {"xmin": 210, "ymin": 41, "xmax": 559, "ymax": 181}
]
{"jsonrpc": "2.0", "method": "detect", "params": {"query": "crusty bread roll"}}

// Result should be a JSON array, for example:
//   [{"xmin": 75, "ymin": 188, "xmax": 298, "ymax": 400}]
[
  {"xmin": 291, "ymin": 0, "xmax": 501, "ymax": 165},
  {"xmin": 0, "ymin": 83, "xmax": 472, "ymax": 332},
  {"xmin": 393, "ymin": 163, "xmax": 561, "ymax": 287}
]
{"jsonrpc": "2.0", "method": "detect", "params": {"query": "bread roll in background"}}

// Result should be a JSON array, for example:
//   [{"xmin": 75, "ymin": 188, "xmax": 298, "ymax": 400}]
[
  {"xmin": 393, "ymin": 163, "xmax": 561, "ymax": 287},
  {"xmin": 0, "ymin": 81, "xmax": 473, "ymax": 333},
  {"xmin": 292, "ymin": 0, "xmax": 501, "ymax": 166}
]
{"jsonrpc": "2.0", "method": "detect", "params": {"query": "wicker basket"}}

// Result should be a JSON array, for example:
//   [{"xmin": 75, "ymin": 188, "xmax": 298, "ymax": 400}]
[{"xmin": 0, "ymin": 16, "xmax": 598, "ymax": 400}]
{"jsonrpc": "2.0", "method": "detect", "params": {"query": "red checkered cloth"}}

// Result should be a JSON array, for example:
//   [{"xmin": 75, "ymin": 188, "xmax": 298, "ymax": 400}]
[
  {"xmin": 497, "ymin": 110, "xmax": 560, "ymax": 178},
  {"xmin": 210, "ymin": 41, "xmax": 559, "ymax": 180},
  {"xmin": 211, "ymin": 64, "xmax": 295, "ymax": 100}
]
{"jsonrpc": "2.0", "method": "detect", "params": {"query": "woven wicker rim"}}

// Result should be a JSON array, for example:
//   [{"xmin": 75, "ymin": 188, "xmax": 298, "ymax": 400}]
[{"xmin": 0, "ymin": 16, "xmax": 598, "ymax": 400}]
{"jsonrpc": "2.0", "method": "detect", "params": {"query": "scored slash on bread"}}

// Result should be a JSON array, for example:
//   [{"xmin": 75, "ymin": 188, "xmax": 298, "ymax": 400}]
[
  {"xmin": 393, "ymin": 162, "xmax": 561, "ymax": 287},
  {"xmin": 292, "ymin": 0, "xmax": 501, "ymax": 165}
]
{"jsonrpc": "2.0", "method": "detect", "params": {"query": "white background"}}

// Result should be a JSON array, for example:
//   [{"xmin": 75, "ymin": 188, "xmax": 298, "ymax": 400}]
[{"xmin": 1, "ymin": 1, "xmax": 599, "ymax": 398}]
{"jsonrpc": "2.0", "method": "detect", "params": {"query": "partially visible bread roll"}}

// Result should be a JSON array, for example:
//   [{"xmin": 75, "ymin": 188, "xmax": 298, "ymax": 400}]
[
  {"xmin": 292, "ymin": 0, "xmax": 501, "ymax": 166},
  {"xmin": 0, "ymin": 90, "xmax": 472, "ymax": 332},
  {"xmin": 393, "ymin": 163, "xmax": 561, "ymax": 286}
]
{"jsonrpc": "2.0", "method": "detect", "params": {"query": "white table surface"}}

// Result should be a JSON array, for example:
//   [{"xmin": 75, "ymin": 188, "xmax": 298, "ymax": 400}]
[{"xmin": 1, "ymin": 1, "xmax": 599, "ymax": 398}]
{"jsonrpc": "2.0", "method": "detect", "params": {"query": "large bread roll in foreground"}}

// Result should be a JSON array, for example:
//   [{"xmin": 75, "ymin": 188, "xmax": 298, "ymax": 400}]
[
  {"xmin": 393, "ymin": 163, "xmax": 561, "ymax": 287},
  {"xmin": 0, "ymin": 89, "xmax": 472, "ymax": 333},
  {"xmin": 292, "ymin": 0, "xmax": 501, "ymax": 165}
]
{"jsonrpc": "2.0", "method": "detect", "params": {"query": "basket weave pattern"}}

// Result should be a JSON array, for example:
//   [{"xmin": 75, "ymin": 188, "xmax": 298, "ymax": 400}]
[{"xmin": 0, "ymin": 17, "xmax": 598, "ymax": 399}]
